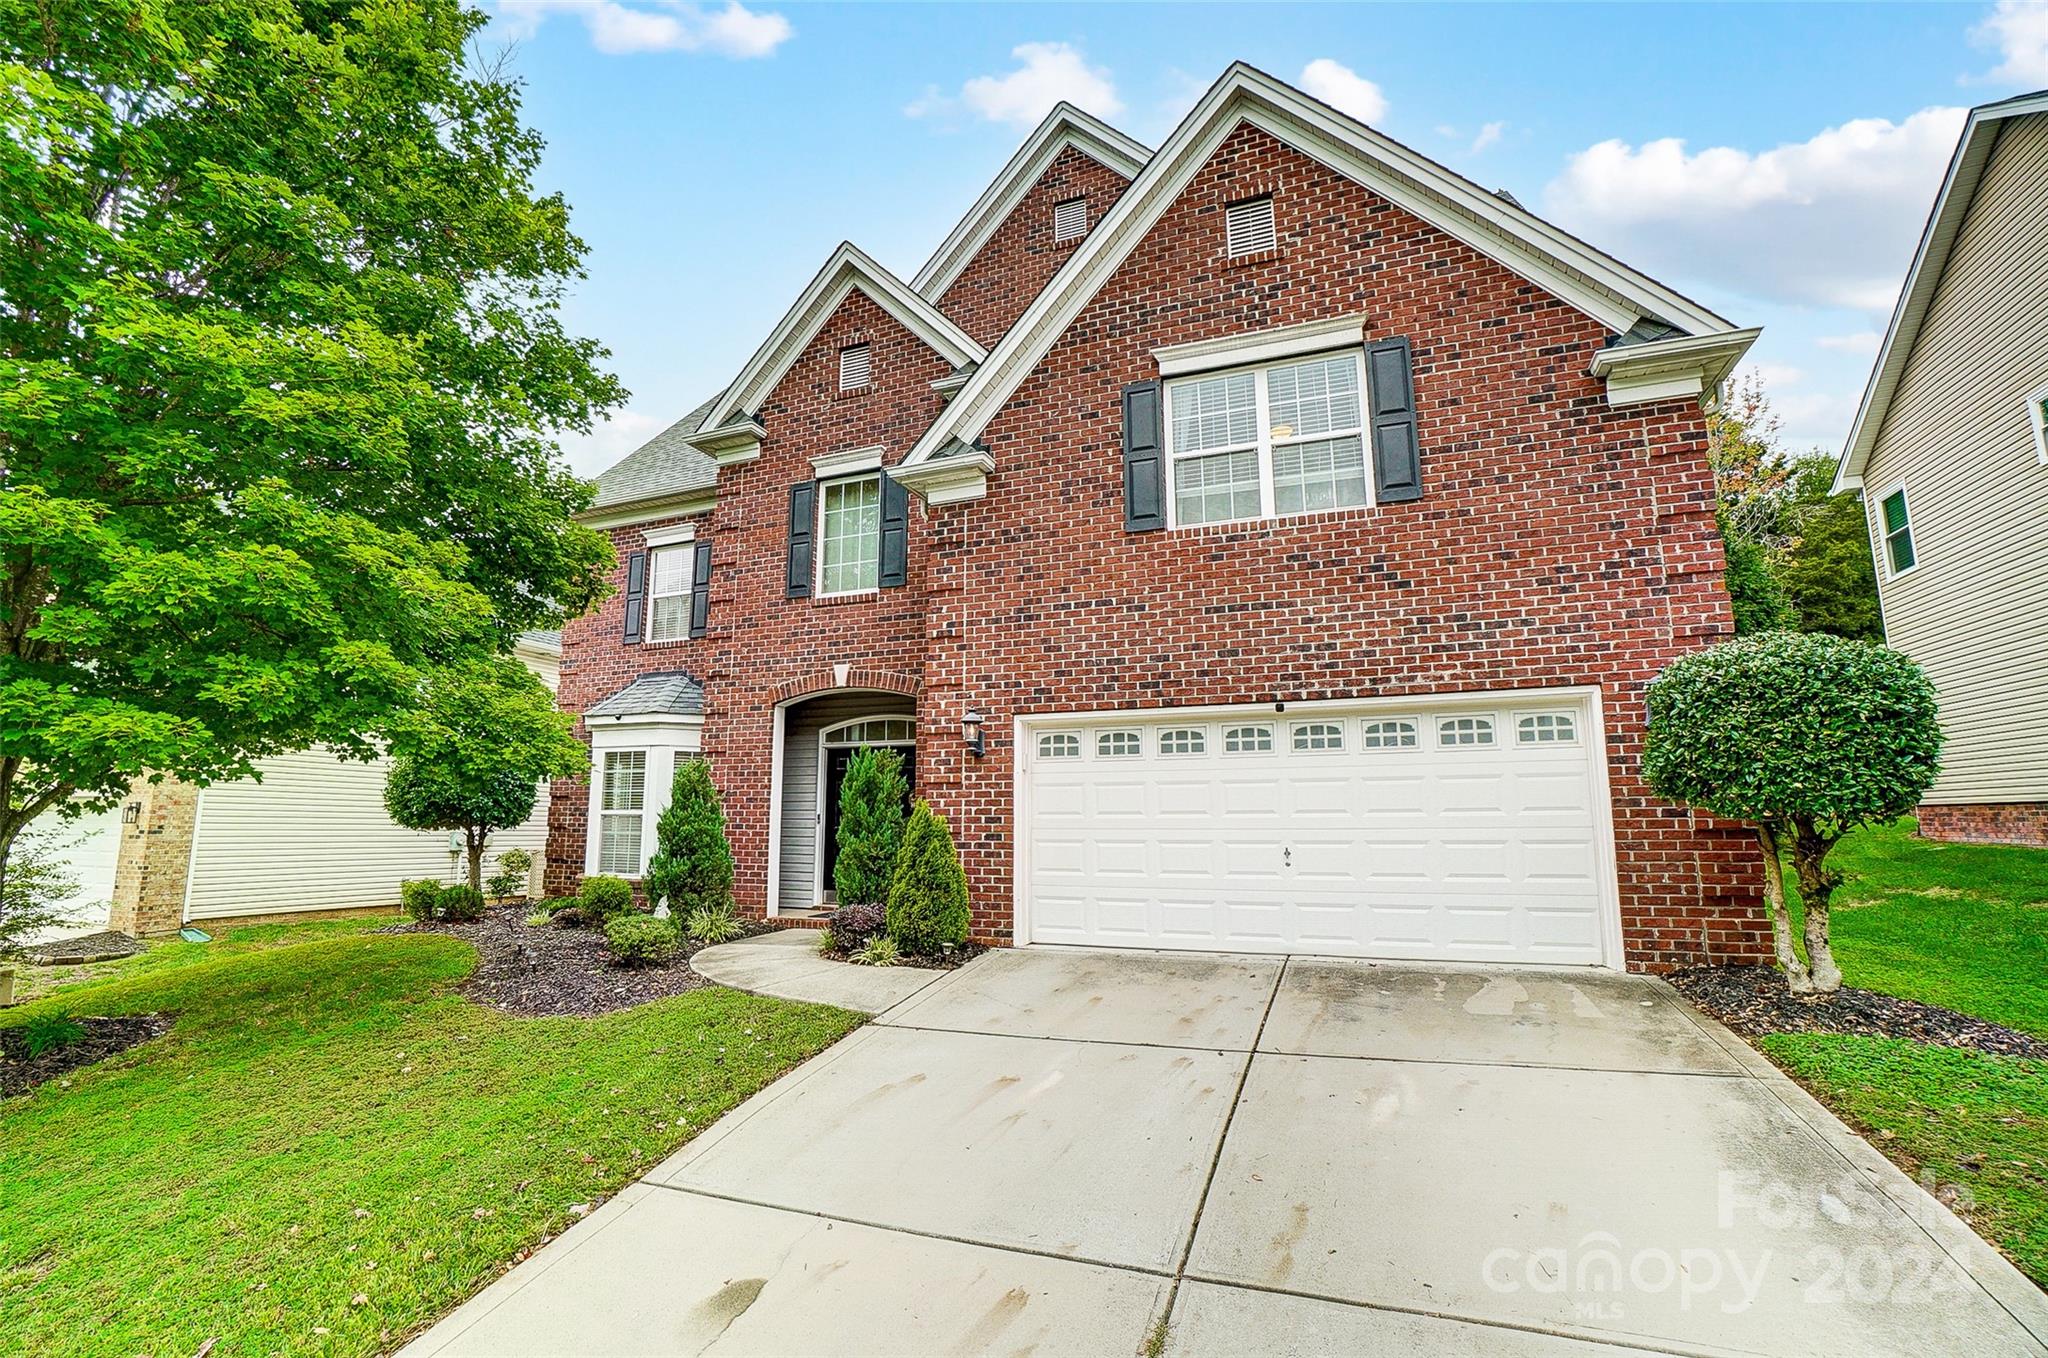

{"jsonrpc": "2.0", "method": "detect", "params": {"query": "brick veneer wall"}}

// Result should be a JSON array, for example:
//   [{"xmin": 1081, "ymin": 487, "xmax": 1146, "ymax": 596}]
[
  {"xmin": 934, "ymin": 146, "xmax": 1135, "ymax": 350},
  {"xmin": 550, "ymin": 122, "xmax": 1769, "ymax": 971},
  {"xmin": 107, "ymin": 775, "xmax": 199, "ymax": 936},
  {"xmin": 1917, "ymin": 803, "xmax": 2048, "ymax": 847}
]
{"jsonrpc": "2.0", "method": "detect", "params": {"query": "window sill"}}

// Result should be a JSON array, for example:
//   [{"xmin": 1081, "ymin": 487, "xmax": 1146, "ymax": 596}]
[
  {"xmin": 1163, "ymin": 501, "xmax": 1377, "ymax": 535},
  {"xmin": 812, "ymin": 588, "xmax": 881, "ymax": 606},
  {"xmin": 637, "ymin": 635, "xmax": 696, "ymax": 649}
]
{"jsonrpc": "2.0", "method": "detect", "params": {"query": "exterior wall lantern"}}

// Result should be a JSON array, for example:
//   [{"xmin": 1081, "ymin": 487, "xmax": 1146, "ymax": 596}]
[{"xmin": 961, "ymin": 708, "xmax": 985, "ymax": 758}]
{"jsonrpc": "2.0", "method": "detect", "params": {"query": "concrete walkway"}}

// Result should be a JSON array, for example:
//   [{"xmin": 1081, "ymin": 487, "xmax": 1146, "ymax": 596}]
[
  {"xmin": 406, "ymin": 948, "xmax": 2048, "ymax": 1357},
  {"xmin": 687, "ymin": 927, "xmax": 944, "ymax": 1014}
]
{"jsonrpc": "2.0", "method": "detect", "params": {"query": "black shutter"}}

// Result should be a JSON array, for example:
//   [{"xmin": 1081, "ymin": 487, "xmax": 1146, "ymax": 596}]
[
  {"xmin": 878, "ymin": 471, "xmax": 909, "ymax": 588},
  {"xmin": 621, "ymin": 550, "xmax": 646, "ymax": 643},
  {"xmin": 688, "ymin": 538, "xmax": 712, "ymax": 637},
  {"xmin": 1367, "ymin": 337, "xmax": 1423, "ymax": 504},
  {"xmin": 785, "ymin": 482, "xmax": 816, "ymax": 598},
  {"xmin": 1122, "ymin": 380, "xmax": 1165, "ymax": 532}
]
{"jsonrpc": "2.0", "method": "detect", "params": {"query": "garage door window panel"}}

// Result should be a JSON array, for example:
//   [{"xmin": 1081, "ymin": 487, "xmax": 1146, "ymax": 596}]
[
  {"xmin": 1096, "ymin": 730, "xmax": 1143, "ymax": 758},
  {"xmin": 1224, "ymin": 724, "xmax": 1274, "ymax": 754},
  {"xmin": 1516, "ymin": 712, "xmax": 1577, "ymax": 745},
  {"xmin": 1038, "ymin": 732, "xmax": 1081, "ymax": 760},
  {"xmin": 1166, "ymin": 352, "xmax": 1370, "ymax": 527},
  {"xmin": 1159, "ymin": 727, "xmax": 1207, "ymax": 755},
  {"xmin": 1362, "ymin": 718, "xmax": 1419, "ymax": 749},
  {"xmin": 1291, "ymin": 721, "xmax": 1345, "ymax": 752},
  {"xmin": 1437, "ymin": 715, "xmax": 1496, "ymax": 748}
]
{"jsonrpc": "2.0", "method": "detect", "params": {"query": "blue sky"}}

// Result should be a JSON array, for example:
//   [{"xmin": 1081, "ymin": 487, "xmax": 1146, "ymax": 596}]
[{"xmin": 486, "ymin": 1, "xmax": 2048, "ymax": 476}]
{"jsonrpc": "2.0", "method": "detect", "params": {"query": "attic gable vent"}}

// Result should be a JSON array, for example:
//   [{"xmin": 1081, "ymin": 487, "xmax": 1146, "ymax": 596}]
[
  {"xmin": 1225, "ymin": 195, "xmax": 1277, "ymax": 257},
  {"xmin": 838, "ymin": 343, "xmax": 872, "ymax": 391},
  {"xmin": 1053, "ymin": 195, "xmax": 1087, "ymax": 242}
]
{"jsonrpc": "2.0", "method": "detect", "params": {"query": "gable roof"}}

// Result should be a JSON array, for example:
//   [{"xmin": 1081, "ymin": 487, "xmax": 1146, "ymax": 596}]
[
  {"xmin": 1834, "ymin": 89, "xmax": 2048, "ymax": 491},
  {"xmin": 905, "ymin": 63, "xmax": 1740, "ymax": 468},
  {"xmin": 588, "ymin": 395, "xmax": 720, "ymax": 514},
  {"xmin": 697, "ymin": 242, "xmax": 986, "ymax": 435},
  {"xmin": 911, "ymin": 102, "xmax": 1152, "ymax": 303}
]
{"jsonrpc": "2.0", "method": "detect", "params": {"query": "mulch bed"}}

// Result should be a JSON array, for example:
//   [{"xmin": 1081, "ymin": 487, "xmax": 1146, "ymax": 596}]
[
  {"xmin": 0, "ymin": 1015, "xmax": 172, "ymax": 1098},
  {"xmin": 815, "ymin": 942, "xmax": 990, "ymax": 971},
  {"xmin": 1671, "ymin": 966, "xmax": 2048, "ymax": 1060},
  {"xmin": 385, "ymin": 906, "xmax": 773, "ymax": 1018},
  {"xmin": 26, "ymin": 931, "xmax": 142, "ymax": 966}
]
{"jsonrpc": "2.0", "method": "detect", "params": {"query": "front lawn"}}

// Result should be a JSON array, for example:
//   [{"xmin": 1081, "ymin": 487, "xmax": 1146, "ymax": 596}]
[
  {"xmin": 1762, "ymin": 818, "xmax": 2048, "ymax": 1289},
  {"xmin": 0, "ymin": 928, "xmax": 862, "ymax": 1357}
]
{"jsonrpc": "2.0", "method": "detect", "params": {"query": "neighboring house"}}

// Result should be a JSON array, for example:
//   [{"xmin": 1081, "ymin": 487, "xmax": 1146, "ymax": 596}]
[
  {"xmin": 56, "ymin": 633, "xmax": 563, "ymax": 937},
  {"xmin": 1834, "ymin": 89, "xmax": 2048, "ymax": 848},
  {"xmin": 549, "ymin": 64, "xmax": 1767, "ymax": 973}
]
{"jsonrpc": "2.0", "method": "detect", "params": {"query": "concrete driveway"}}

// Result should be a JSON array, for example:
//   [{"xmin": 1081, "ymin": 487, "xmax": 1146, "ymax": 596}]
[{"xmin": 407, "ymin": 948, "xmax": 2048, "ymax": 1357}]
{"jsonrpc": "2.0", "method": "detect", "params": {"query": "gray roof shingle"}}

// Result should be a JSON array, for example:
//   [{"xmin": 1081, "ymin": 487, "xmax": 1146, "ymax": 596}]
[
  {"xmin": 585, "ymin": 670, "xmax": 705, "ymax": 719},
  {"xmin": 589, "ymin": 396, "xmax": 721, "ymax": 511}
]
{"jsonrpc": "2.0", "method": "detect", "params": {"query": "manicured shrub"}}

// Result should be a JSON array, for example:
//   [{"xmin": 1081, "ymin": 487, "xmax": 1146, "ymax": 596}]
[
  {"xmin": 485, "ymin": 848, "xmax": 533, "ymax": 903},
  {"xmin": 684, "ymin": 903, "xmax": 743, "ymax": 945},
  {"xmin": 549, "ymin": 906, "xmax": 589, "ymax": 930},
  {"xmin": 885, "ymin": 800, "xmax": 970, "ymax": 957},
  {"xmin": 643, "ymin": 759, "xmax": 735, "ymax": 918},
  {"xmin": 834, "ymin": 748, "xmax": 909, "ymax": 908},
  {"xmin": 22, "ymin": 1012, "xmax": 86, "ymax": 1058},
  {"xmin": 604, "ymin": 915, "xmax": 679, "ymax": 967},
  {"xmin": 578, "ymin": 875, "xmax": 635, "ymax": 925},
  {"xmin": 850, "ymin": 935, "xmax": 899, "ymax": 968},
  {"xmin": 399, "ymin": 878, "xmax": 442, "ymax": 922},
  {"xmin": 436, "ymin": 884, "xmax": 487, "ymax": 922},
  {"xmin": 829, "ymin": 902, "xmax": 885, "ymax": 953},
  {"xmin": 1643, "ymin": 632, "xmax": 1942, "ymax": 994}
]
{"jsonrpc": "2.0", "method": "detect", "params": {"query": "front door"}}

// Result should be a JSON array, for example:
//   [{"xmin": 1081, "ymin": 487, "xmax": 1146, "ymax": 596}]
[{"xmin": 821, "ymin": 744, "xmax": 916, "ymax": 898}]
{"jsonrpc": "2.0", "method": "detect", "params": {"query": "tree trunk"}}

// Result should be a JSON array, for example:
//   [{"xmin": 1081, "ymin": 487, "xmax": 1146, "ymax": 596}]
[
  {"xmin": 1787, "ymin": 819, "xmax": 1845, "ymax": 994},
  {"xmin": 1754, "ymin": 823, "xmax": 1813, "ymax": 995},
  {"xmin": 465, "ymin": 829, "xmax": 486, "ymax": 894}
]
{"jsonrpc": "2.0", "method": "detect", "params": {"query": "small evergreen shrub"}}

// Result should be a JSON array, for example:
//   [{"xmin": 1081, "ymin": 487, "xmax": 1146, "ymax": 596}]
[
  {"xmin": 885, "ymin": 800, "xmax": 970, "ymax": 957},
  {"xmin": 685, "ymin": 903, "xmax": 743, "ymax": 944},
  {"xmin": 578, "ymin": 875, "xmax": 635, "ymax": 924},
  {"xmin": 485, "ymin": 847, "xmax": 533, "ymax": 903},
  {"xmin": 399, "ymin": 879, "xmax": 442, "ymax": 922},
  {"xmin": 643, "ymin": 759, "xmax": 735, "ymax": 917},
  {"xmin": 22, "ymin": 1012, "xmax": 87, "ymax": 1058},
  {"xmin": 833, "ymin": 748, "xmax": 909, "ymax": 908},
  {"xmin": 850, "ymin": 935, "xmax": 899, "ymax": 968},
  {"xmin": 605, "ymin": 915, "xmax": 679, "ymax": 966},
  {"xmin": 437, "ymin": 884, "xmax": 487, "ymax": 922},
  {"xmin": 829, "ymin": 902, "xmax": 885, "ymax": 952}
]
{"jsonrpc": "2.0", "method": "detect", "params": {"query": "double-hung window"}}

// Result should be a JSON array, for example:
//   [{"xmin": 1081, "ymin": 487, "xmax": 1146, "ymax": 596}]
[
  {"xmin": 1166, "ymin": 351, "xmax": 1370, "ymax": 527},
  {"xmin": 598, "ymin": 751, "xmax": 648, "ymax": 875},
  {"xmin": 1879, "ymin": 486, "xmax": 1916, "ymax": 576},
  {"xmin": 645, "ymin": 544, "xmax": 693, "ymax": 642},
  {"xmin": 818, "ymin": 475, "xmax": 882, "ymax": 596}
]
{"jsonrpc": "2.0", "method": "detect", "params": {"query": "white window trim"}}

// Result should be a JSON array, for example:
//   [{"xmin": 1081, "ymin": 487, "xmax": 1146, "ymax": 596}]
[
  {"xmin": 812, "ymin": 445, "xmax": 884, "ymax": 479},
  {"xmin": 1874, "ymin": 481, "xmax": 1919, "ymax": 580},
  {"xmin": 583, "ymin": 722, "xmax": 703, "ymax": 879},
  {"xmin": 816, "ymin": 472, "xmax": 884, "ymax": 599},
  {"xmin": 1154, "ymin": 317, "xmax": 1365, "ymax": 378},
  {"xmin": 595, "ymin": 749, "xmax": 650, "ymax": 878},
  {"xmin": 639, "ymin": 522, "xmax": 697, "ymax": 549},
  {"xmin": 2029, "ymin": 383, "xmax": 2048, "ymax": 466},
  {"xmin": 1163, "ymin": 349, "xmax": 1375, "ymax": 531},
  {"xmin": 644, "ymin": 542, "xmax": 695, "ymax": 643}
]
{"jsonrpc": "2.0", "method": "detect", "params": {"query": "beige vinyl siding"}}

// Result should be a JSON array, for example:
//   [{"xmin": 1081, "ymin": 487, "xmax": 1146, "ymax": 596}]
[
  {"xmin": 1862, "ymin": 112, "xmax": 2048, "ymax": 804},
  {"xmin": 777, "ymin": 693, "xmax": 912, "ymax": 913}
]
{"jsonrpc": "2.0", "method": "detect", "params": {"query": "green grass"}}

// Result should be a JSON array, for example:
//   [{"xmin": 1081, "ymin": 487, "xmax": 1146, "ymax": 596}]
[
  {"xmin": 1761, "ymin": 817, "xmax": 2048, "ymax": 1289},
  {"xmin": 0, "ymin": 929, "xmax": 863, "ymax": 1357}
]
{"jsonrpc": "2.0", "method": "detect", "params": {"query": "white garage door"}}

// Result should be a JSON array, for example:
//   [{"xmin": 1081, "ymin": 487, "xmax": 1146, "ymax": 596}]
[{"xmin": 1022, "ymin": 693, "xmax": 1615, "ymax": 965}]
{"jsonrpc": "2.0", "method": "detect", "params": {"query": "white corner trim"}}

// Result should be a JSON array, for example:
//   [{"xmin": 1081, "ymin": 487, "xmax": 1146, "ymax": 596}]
[
  {"xmin": 639, "ymin": 523, "xmax": 698, "ymax": 549},
  {"xmin": 1153, "ymin": 315, "xmax": 1364, "ymax": 377},
  {"xmin": 1588, "ymin": 328, "xmax": 1760, "ymax": 407},
  {"xmin": 890, "ymin": 450, "xmax": 994, "ymax": 506},
  {"xmin": 811, "ymin": 445, "xmax": 885, "ymax": 479}
]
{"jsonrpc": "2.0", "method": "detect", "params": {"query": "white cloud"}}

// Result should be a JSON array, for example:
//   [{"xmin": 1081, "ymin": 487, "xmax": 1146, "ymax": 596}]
[
  {"xmin": 492, "ymin": 1, "xmax": 791, "ymax": 58},
  {"xmin": 1817, "ymin": 331, "xmax": 1882, "ymax": 354},
  {"xmin": 1469, "ymin": 120, "xmax": 1506, "ymax": 154},
  {"xmin": 1299, "ymin": 58, "xmax": 1388, "ymax": 125},
  {"xmin": 1973, "ymin": 0, "xmax": 2048, "ymax": 84},
  {"xmin": 906, "ymin": 42, "xmax": 1122, "ymax": 128},
  {"xmin": 556, "ymin": 408, "xmax": 666, "ymax": 479},
  {"xmin": 1543, "ymin": 106, "xmax": 1967, "ymax": 311}
]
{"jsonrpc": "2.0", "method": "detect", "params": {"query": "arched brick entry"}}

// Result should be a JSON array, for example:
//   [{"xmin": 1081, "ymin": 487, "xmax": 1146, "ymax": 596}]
[
  {"xmin": 772, "ymin": 667, "xmax": 922, "ymax": 705},
  {"xmin": 769, "ymin": 674, "xmax": 923, "ymax": 917}
]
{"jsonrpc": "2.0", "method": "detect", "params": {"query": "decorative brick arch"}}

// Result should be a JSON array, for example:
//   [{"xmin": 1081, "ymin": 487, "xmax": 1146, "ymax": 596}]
[{"xmin": 772, "ymin": 667, "xmax": 923, "ymax": 706}]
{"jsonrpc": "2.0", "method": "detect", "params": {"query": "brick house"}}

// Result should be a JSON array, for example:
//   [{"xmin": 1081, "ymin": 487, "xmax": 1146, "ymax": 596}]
[{"xmin": 548, "ymin": 64, "xmax": 1768, "ymax": 972}]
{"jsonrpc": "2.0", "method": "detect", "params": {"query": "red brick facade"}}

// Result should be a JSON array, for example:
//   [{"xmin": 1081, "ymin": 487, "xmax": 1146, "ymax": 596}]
[
  {"xmin": 935, "ymin": 145, "xmax": 1134, "ymax": 349},
  {"xmin": 1916, "ymin": 803, "xmax": 2048, "ymax": 847},
  {"xmin": 550, "ymin": 120, "xmax": 1771, "ymax": 972}
]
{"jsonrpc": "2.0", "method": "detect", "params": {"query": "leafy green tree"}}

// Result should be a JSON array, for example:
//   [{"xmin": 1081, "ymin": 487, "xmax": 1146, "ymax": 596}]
[
  {"xmin": 886, "ymin": 799, "xmax": 970, "ymax": 956},
  {"xmin": 382, "ymin": 659, "xmax": 585, "ymax": 891},
  {"xmin": 0, "ymin": 0, "xmax": 621, "ymax": 923},
  {"xmin": 834, "ymin": 748, "xmax": 909, "ymax": 908},
  {"xmin": 643, "ymin": 759, "xmax": 734, "ymax": 918},
  {"xmin": 1719, "ymin": 523, "xmax": 1796, "ymax": 635},
  {"xmin": 1642, "ymin": 633, "xmax": 1942, "ymax": 994},
  {"xmin": 1780, "ymin": 457, "xmax": 1883, "ymax": 641}
]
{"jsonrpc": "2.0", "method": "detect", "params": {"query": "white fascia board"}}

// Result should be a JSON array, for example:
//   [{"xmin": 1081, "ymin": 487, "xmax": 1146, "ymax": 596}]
[
  {"xmin": 576, "ymin": 492, "xmax": 717, "ymax": 531},
  {"xmin": 1154, "ymin": 315, "xmax": 1365, "ymax": 377},
  {"xmin": 1833, "ymin": 92, "xmax": 2048, "ymax": 494},
  {"xmin": 1588, "ymin": 328, "xmax": 1761, "ymax": 407},
  {"xmin": 700, "ymin": 243, "xmax": 987, "ymax": 435},
  {"xmin": 913, "ymin": 103, "xmax": 1152, "ymax": 301},
  {"xmin": 587, "ymin": 714, "xmax": 704, "ymax": 741},
  {"xmin": 905, "ymin": 62, "xmax": 1741, "ymax": 468}
]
